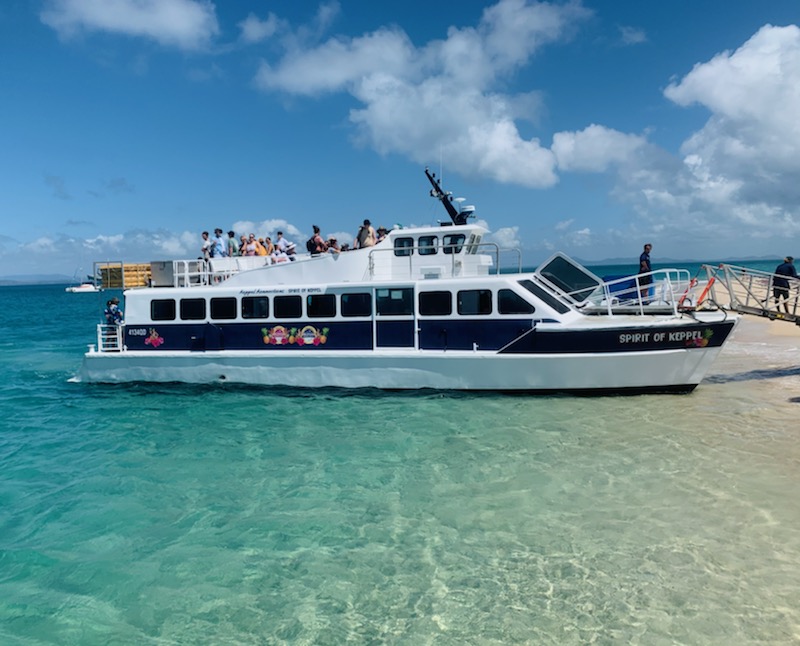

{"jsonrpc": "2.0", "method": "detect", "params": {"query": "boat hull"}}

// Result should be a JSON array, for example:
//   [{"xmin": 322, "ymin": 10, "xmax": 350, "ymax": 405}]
[{"xmin": 78, "ymin": 344, "xmax": 725, "ymax": 394}]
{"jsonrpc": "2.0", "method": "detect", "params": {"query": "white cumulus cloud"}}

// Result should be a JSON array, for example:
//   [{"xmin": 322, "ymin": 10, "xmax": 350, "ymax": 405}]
[
  {"xmin": 552, "ymin": 124, "xmax": 647, "ymax": 172},
  {"xmin": 608, "ymin": 23, "xmax": 800, "ymax": 249},
  {"xmin": 40, "ymin": 0, "xmax": 219, "ymax": 51},
  {"xmin": 254, "ymin": 0, "xmax": 591, "ymax": 188}
]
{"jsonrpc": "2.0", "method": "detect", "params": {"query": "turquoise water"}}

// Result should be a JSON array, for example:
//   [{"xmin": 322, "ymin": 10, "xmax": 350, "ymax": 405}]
[{"xmin": 2, "ymin": 282, "xmax": 800, "ymax": 644}]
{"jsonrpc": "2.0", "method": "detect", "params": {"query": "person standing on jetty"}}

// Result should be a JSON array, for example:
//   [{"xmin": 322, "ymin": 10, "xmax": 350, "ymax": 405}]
[
  {"xmin": 772, "ymin": 256, "xmax": 798, "ymax": 314},
  {"xmin": 638, "ymin": 243, "xmax": 653, "ymax": 303}
]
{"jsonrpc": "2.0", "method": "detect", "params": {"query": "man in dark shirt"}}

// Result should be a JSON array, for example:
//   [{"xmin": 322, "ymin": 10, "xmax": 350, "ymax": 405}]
[
  {"xmin": 773, "ymin": 256, "xmax": 798, "ymax": 314},
  {"xmin": 639, "ymin": 243, "xmax": 653, "ymax": 303}
]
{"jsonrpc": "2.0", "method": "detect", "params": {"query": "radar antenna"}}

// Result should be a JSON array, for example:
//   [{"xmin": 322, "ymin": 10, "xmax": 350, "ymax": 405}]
[{"xmin": 424, "ymin": 167, "xmax": 470, "ymax": 225}]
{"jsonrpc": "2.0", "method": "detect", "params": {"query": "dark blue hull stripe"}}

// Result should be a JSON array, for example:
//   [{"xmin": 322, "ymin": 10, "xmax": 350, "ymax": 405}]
[{"xmin": 123, "ymin": 319, "xmax": 736, "ymax": 354}]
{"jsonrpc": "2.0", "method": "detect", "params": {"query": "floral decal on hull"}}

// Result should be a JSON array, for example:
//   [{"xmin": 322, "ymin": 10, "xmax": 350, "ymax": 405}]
[
  {"xmin": 261, "ymin": 325, "xmax": 329, "ymax": 346},
  {"xmin": 688, "ymin": 329, "xmax": 713, "ymax": 348},
  {"xmin": 144, "ymin": 328, "xmax": 164, "ymax": 347}
]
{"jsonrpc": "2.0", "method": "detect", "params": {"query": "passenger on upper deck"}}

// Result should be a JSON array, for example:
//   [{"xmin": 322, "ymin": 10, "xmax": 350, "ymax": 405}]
[
  {"xmin": 227, "ymin": 231, "xmax": 239, "ymax": 257},
  {"xmin": 275, "ymin": 231, "xmax": 288, "ymax": 252},
  {"xmin": 327, "ymin": 237, "xmax": 340, "ymax": 254},
  {"xmin": 212, "ymin": 229, "xmax": 228, "ymax": 257},
  {"xmin": 286, "ymin": 242, "xmax": 297, "ymax": 261},
  {"xmin": 376, "ymin": 226, "xmax": 388, "ymax": 244},
  {"xmin": 272, "ymin": 246, "xmax": 288, "ymax": 263},
  {"xmin": 355, "ymin": 219, "xmax": 376, "ymax": 249},
  {"xmin": 243, "ymin": 234, "xmax": 258, "ymax": 256},
  {"xmin": 310, "ymin": 225, "xmax": 327, "ymax": 255},
  {"xmin": 200, "ymin": 231, "xmax": 212, "ymax": 260}
]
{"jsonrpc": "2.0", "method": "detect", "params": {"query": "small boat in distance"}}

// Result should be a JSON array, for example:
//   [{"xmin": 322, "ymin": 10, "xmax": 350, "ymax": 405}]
[
  {"xmin": 66, "ymin": 282, "xmax": 103, "ymax": 293},
  {"xmin": 78, "ymin": 168, "xmax": 738, "ymax": 394}
]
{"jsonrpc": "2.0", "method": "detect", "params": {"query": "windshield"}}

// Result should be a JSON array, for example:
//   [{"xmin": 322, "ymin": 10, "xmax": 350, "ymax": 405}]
[{"xmin": 535, "ymin": 254, "xmax": 602, "ymax": 304}]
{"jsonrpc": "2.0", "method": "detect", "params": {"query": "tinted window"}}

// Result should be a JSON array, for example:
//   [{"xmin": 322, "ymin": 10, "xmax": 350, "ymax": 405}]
[
  {"xmin": 307, "ymin": 294, "xmax": 336, "ymax": 318},
  {"xmin": 341, "ymin": 292, "xmax": 372, "ymax": 317},
  {"xmin": 210, "ymin": 297, "xmax": 236, "ymax": 320},
  {"xmin": 519, "ymin": 279, "xmax": 571, "ymax": 314},
  {"xmin": 242, "ymin": 296, "xmax": 269, "ymax": 319},
  {"xmin": 394, "ymin": 237, "xmax": 414, "ymax": 257},
  {"xmin": 274, "ymin": 295, "xmax": 302, "ymax": 318},
  {"xmin": 419, "ymin": 291, "xmax": 452, "ymax": 316},
  {"xmin": 498, "ymin": 289, "xmax": 535, "ymax": 314},
  {"xmin": 418, "ymin": 235, "xmax": 438, "ymax": 256},
  {"xmin": 376, "ymin": 288, "xmax": 414, "ymax": 315},
  {"xmin": 151, "ymin": 299, "xmax": 176, "ymax": 321},
  {"xmin": 536, "ymin": 255, "xmax": 601, "ymax": 303},
  {"xmin": 457, "ymin": 289, "xmax": 492, "ymax": 315},
  {"xmin": 443, "ymin": 233, "xmax": 465, "ymax": 254},
  {"xmin": 180, "ymin": 298, "xmax": 206, "ymax": 320}
]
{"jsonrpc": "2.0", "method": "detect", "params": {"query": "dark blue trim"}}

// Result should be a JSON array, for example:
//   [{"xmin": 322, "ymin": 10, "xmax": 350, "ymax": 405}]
[
  {"xmin": 123, "ymin": 319, "xmax": 736, "ymax": 355},
  {"xmin": 499, "ymin": 320, "xmax": 736, "ymax": 354}
]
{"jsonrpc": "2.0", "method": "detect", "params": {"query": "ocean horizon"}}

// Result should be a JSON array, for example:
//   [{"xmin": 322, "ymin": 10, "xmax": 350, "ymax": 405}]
[{"xmin": 2, "ymin": 283, "xmax": 799, "ymax": 644}]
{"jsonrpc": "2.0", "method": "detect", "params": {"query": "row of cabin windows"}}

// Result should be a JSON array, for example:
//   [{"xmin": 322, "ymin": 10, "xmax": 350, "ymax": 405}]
[
  {"xmin": 150, "ymin": 287, "xmax": 536, "ymax": 321},
  {"xmin": 393, "ymin": 233, "xmax": 466, "ymax": 257}
]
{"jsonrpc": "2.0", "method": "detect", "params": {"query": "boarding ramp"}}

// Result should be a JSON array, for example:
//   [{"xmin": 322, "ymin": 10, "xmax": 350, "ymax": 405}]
[{"xmin": 690, "ymin": 264, "xmax": 800, "ymax": 325}]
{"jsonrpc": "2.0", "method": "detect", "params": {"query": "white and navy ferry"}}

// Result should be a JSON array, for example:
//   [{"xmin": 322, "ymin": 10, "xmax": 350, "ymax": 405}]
[{"xmin": 78, "ymin": 169, "xmax": 737, "ymax": 393}]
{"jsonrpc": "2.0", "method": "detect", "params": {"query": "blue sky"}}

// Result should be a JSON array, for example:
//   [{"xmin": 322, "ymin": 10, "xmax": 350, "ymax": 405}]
[{"xmin": 2, "ymin": 0, "xmax": 799, "ymax": 277}]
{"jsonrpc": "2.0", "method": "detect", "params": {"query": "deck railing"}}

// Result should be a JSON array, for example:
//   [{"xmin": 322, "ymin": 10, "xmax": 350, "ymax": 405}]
[
  {"xmin": 97, "ymin": 324, "xmax": 123, "ymax": 352},
  {"xmin": 572, "ymin": 269, "xmax": 694, "ymax": 315}
]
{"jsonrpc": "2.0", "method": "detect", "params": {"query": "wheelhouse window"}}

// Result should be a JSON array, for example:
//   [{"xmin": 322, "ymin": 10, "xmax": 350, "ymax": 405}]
[
  {"xmin": 341, "ymin": 292, "xmax": 372, "ymax": 317},
  {"xmin": 457, "ymin": 289, "xmax": 492, "ymax": 315},
  {"xmin": 536, "ymin": 255, "xmax": 601, "ymax": 303},
  {"xmin": 394, "ymin": 237, "xmax": 414, "ymax": 257},
  {"xmin": 376, "ymin": 288, "xmax": 414, "ymax": 315},
  {"xmin": 519, "ymin": 279, "xmax": 571, "ymax": 314},
  {"xmin": 419, "ymin": 291, "xmax": 452, "ymax": 316},
  {"xmin": 241, "ymin": 296, "xmax": 269, "ymax": 319},
  {"xmin": 274, "ymin": 295, "xmax": 302, "ymax": 319},
  {"xmin": 418, "ymin": 235, "xmax": 438, "ymax": 256},
  {"xmin": 442, "ymin": 233, "xmax": 465, "ymax": 254},
  {"xmin": 151, "ymin": 299, "xmax": 176, "ymax": 321},
  {"xmin": 307, "ymin": 294, "xmax": 336, "ymax": 318},
  {"xmin": 498, "ymin": 289, "xmax": 535, "ymax": 314},
  {"xmin": 180, "ymin": 298, "xmax": 206, "ymax": 320},
  {"xmin": 210, "ymin": 297, "xmax": 236, "ymax": 320},
  {"xmin": 466, "ymin": 233, "xmax": 483, "ymax": 254}
]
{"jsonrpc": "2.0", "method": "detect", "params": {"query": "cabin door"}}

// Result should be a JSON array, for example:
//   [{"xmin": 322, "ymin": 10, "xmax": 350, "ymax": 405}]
[{"xmin": 374, "ymin": 287, "xmax": 416, "ymax": 349}]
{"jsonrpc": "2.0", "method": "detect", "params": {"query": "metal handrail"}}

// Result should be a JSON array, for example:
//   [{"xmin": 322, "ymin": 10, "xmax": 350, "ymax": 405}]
[
  {"xmin": 97, "ymin": 324, "xmax": 124, "ymax": 352},
  {"xmin": 366, "ymin": 242, "xmax": 521, "ymax": 279}
]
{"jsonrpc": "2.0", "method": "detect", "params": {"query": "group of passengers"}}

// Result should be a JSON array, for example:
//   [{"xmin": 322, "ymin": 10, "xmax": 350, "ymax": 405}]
[
  {"xmin": 201, "ymin": 229, "xmax": 298, "ymax": 263},
  {"xmin": 308, "ymin": 219, "xmax": 389, "ymax": 256},
  {"xmin": 201, "ymin": 219, "xmax": 390, "ymax": 262}
]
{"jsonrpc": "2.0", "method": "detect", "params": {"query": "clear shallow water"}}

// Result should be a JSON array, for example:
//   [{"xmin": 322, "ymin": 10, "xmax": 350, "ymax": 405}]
[{"xmin": 2, "ymin": 285, "xmax": 800, "ymax": 644}]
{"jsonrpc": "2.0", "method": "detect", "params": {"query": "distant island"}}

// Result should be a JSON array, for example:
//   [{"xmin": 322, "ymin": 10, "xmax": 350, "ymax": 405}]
[{"xmin": 0, "ymin": 274, "xmax": 73, "ymax": 286}]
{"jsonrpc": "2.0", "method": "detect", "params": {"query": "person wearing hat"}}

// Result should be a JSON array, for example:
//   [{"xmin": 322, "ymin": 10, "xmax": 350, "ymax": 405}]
[
  {"xmin": 104, "ymin": 297, "xmax": 124, "ymax": 325},
  {"xmin": 376, "ymin": 226, "xmax": 388, "ymax": 243},
  {"xmin": 773, "ymin": 256, "xmax": 798, "ymax": 314},
  {"xmin": 355, "ymin": 218, "xmax": 376, "ymax": 249},
  {"xmin": 286, "ymin": 241, "xmax": 297, "ymax": 261}
]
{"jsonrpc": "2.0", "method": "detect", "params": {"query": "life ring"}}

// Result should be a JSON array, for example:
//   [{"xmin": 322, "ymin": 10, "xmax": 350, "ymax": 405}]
[
  {"xmin": 677, "ymin": 278, "xmax": 698, "ymax": 310},
  {"xmin": 694, "ymin": 277, "xmax": 716, "ymax": 309}
]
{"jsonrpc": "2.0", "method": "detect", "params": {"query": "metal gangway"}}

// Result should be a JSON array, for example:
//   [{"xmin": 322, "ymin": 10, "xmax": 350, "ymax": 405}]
[{"xmin": 691, "ymin": 264, "xmax": 800, "ymax": 325}]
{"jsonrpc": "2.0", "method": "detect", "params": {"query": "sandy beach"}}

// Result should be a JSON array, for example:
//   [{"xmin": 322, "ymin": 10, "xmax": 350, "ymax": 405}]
[{"xmin": 729, "ymin": 311, "xmax": 800, "ymax": 342}]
